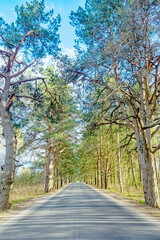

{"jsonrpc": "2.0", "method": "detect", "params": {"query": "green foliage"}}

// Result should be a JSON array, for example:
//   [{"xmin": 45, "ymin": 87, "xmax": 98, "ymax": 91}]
[
  {"xmin": 14, "ymin": 164, "xmax": 44, "ymax": 187},
  {"xmin": 13, "ymin": 65, "xmax": 80, "ymax": 187},
  {"xmin": 70, "ymin": 0, "xmax": 122, "ymax": 49},
  {"xmin": 0, "ymin": 0, "xmax": 61, "ymax": 59}
]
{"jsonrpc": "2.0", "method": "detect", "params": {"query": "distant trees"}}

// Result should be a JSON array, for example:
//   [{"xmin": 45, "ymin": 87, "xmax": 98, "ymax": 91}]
[
  {"xmin": 15, "ymin": 66, "xmax": 78, "ymax": 193},
  {"xmin": 78, "ymin": 117, "xmax": 142, "ymax": 193},
  {"xmin": 70, "ymin": 0, "xmax": 160, "ymax": 207},
  {"xmin": 33, "ymin": 66, "xmax": 78, "ymax": 192},
  {"xmin": 0, "ymin": 0, "xmax": 61, "ymax": 210}
]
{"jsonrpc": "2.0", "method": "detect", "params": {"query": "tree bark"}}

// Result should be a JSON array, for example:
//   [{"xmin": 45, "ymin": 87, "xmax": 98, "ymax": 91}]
[
  {"xmin": 104, "ymin": 158, "xmax": 109, "ymax": 189},
  {"xmin": 130, "ymin": 153, "xmax": 137, "ymax": 189},
  {"xmin": 96, "ymin": 150, "xmax": 100, "ymax": 187},
  {"xmin": 45, "ymin": 146, "xmax": 54, "ymax": 193},
  {"xmin": 0, "ymin": 84, "xmax": 17, "ymax": 210},
  {"xmin": 136, "ymin": 134, "xmax": 159, "ymax": 208},
  {"xmin": 117, "ymin": 130, "xmax": 123, "ymax": 193}
]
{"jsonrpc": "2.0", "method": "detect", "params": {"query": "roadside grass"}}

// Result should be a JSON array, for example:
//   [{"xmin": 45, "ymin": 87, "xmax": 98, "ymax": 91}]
[
  {"xmin": 121, "ymin": 192, "xmax": 145, "ymax": 205},
  {"xmin": 7, "ymin": 181, "xmax": 160, "ymax": 208},
  {"xmin": 105, "ymin": 185, "xmax": 145, "ymax": 205},
  {"xmin": 10, "ymin": 184, "xmax": 45, "ymax": 205}
]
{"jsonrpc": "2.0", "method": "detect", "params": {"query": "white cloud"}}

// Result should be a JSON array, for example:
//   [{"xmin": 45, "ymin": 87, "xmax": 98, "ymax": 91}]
[
  {"xmin": 63, "ymin": 47, "xmax": 77, "ymax": 59},
  {"xmin": 42, "ymin": 54, "xmax": 53, "ymax": 68}
]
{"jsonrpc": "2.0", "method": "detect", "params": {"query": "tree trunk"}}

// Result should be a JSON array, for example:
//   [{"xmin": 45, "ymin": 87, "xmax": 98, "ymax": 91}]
[
  {"xmin": 60, "ymin": 175, "xmax": 63, "ymax": 187},
  {"xmin": 96, "ymin": 153, "xmax": 100, "ymax": 187},
  {"xmin": 95, "ymin": 171, "xmax": 97, "ymax": 185},
  {"xmin": 117, "ymin": 130, "xmax": 123, "ymax": 193},
  {"xmin": 104, "ymin": 156, "xmax": 109, "ymax": 189},
  {"xmin": 138, "ymin": 155, "xmax": 142, "ymax": 184},
  {"xmin": 45, "ymin": 146, "xmax": 54, "ymax": 193},
  {"xmin": 0, "ymin": 98, "xmax": 17, "ymax": 210},
  {"xmin": 57, "ymin": 167, "xmax": 60, "ymax": 190},
  {"xmin": 99, "ymin": 135, "xmax": 104, "ymax": 189},
  {"xmin": 130, "ymin": 153, "xmax": 137, "ymax": 189},
  {"xmin": 137, "ymin": 137, "xmax": 159, "ymax": 208},
  {"xmin": 154, "ymin": 155, "xmax": 158, "ymax": 180}
]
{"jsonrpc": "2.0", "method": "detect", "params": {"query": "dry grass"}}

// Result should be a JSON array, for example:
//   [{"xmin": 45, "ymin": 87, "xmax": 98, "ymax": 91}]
[
  {"xmin": 10, "ymin": 184, "xmax": 45, "ymax": 203},
  {"xmin": 105, "ymin": 184, "xmax": 145, "ymax": 204}
]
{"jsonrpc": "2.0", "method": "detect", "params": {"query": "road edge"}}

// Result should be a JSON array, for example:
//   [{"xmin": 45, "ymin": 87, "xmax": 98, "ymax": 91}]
[
  {"xmin": 84, "ymin": 183, "xmax": 160, "ymax": 227},
  {"xmin": 0, "ymin": 183, "xmax": 72, "ymax": 227}
]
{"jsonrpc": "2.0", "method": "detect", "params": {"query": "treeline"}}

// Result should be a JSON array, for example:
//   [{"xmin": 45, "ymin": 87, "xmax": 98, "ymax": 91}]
[
  {"xmin": 69, "ymin": 0, "xmax": 160, "ymax": 207},
  {"xmin": 78, "ymin": 125, "xmax": 148, "ymax": 194}
]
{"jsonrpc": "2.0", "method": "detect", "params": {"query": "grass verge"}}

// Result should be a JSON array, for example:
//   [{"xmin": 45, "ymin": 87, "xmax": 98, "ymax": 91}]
[{"xmin": 10, "ymin": 184, "xmax": 45, "ymax": 206}]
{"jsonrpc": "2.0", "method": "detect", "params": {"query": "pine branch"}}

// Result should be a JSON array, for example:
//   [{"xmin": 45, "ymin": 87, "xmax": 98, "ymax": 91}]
[
  {"xmin": 152, "ymin": 143, "xmax": 160, "ymax": 154},
  {"xmin": 10, "ymin": 76, "xmax": 46, "ymax": 86},
  {"xmin": 10, "ymin": 60, "xmax": 36, "ymax": 79},
  {"xmin": 120, "ymin": 132, "xmax": 135, "ymax": 149},
  {"xmin": 143, "ymin": 120, "xmax": 160, "ymax": 129},
  {"xmin": 15, "ymin": 94, "xmax": 42, "ymax": 102},
  {"xmin": 0, "ymin": 35, "xmax": 16, "ymax": 48}
]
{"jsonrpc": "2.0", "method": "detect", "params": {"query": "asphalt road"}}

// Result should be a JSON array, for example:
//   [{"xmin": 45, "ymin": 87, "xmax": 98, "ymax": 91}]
[{"xmin": 0, "ymin": 182, "xmax": 160, "ymax": 240}]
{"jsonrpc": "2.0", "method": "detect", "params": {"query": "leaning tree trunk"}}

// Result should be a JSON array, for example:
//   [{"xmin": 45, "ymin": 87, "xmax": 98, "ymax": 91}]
[
  {"xmin": 0, "ymin": 94, "xmax": 17, "ymax": 210},
  {"xmin": 136, "ymin": 135, "xmax": 159, "ymax": 208}
]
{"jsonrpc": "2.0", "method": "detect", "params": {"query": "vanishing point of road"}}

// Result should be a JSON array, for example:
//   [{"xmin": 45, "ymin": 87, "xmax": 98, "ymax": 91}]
[{"xmin": 0, "ymin": 182, "xmax": 160, "ymax": 240}]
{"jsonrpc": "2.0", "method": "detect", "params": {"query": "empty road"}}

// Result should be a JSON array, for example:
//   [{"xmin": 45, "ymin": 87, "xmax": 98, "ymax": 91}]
[{"xmin": 0, "ymin": 182, "xmax": 160, "ymax": 240}]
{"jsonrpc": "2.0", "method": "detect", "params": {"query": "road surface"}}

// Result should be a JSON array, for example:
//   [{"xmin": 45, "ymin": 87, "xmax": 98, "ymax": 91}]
[{"xmin": 0, "ymin": 182, "xmax": 160, "ymax": 240}]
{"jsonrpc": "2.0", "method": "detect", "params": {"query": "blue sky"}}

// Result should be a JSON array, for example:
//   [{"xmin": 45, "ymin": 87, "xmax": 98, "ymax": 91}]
[{"xmin": 0, "ymin": 0, "xmax": 85, "ymax": 56}]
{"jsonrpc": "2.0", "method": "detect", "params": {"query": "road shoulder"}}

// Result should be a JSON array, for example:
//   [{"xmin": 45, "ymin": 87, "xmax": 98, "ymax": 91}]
[
  {"xmin": 0, "ymin": 184, "xmax": 69, "ymax": 224},
  {"xmin": 88, "ymin": 185, "xmax": 160, "ymax": 222}
]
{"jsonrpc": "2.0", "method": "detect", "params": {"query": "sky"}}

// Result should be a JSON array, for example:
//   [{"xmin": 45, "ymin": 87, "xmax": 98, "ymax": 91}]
[{"xmin": 0, "ymin": 0, "xmax": 85, "ymax": 57}]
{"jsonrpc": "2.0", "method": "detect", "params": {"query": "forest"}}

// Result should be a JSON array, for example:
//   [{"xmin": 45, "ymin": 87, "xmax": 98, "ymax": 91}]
[{"xmin": 0, "ymin": 0, "xmax": 160, "ymax": 211}]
